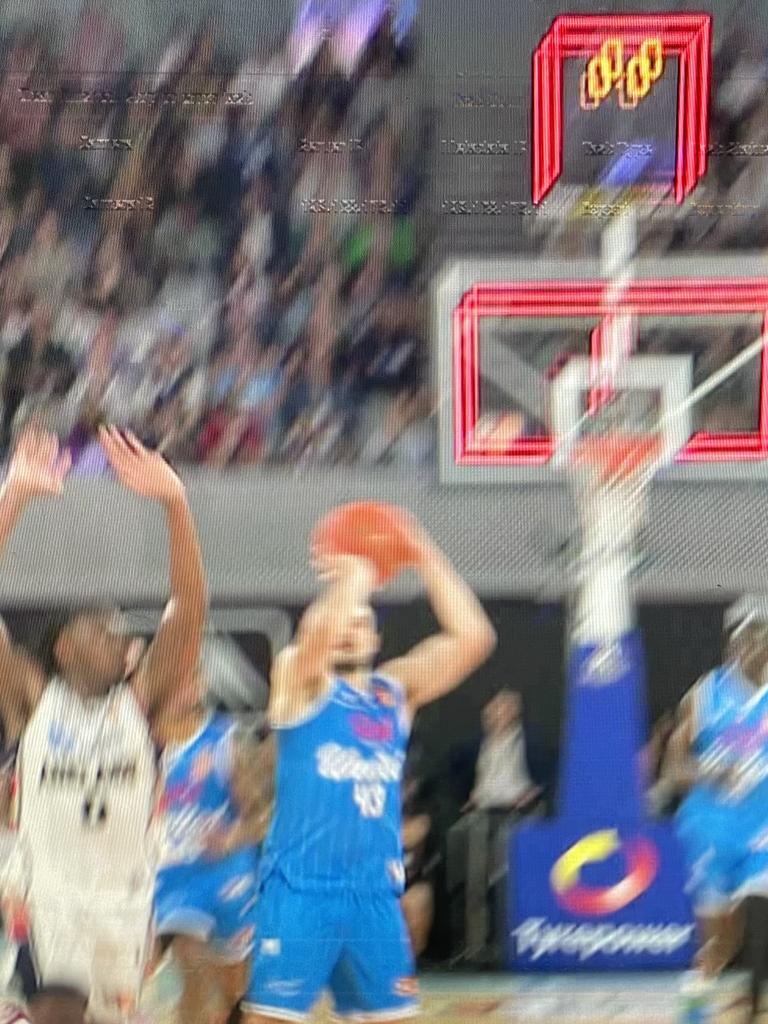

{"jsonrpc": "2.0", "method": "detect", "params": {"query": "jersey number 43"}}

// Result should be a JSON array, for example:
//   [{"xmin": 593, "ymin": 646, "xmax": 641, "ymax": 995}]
[{"xmin": 354, "ymin": 782, "xmax": 386, "ymax": 818}]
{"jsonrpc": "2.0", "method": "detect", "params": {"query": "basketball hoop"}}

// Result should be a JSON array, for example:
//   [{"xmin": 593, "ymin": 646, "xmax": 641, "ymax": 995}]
[
  {"xmin": 571, "ymin": 433, "xmax": 663, "ymax": 490},
  {"xmin": 568, "ymin": 430, "xmax": 663, "ymax": 566}
]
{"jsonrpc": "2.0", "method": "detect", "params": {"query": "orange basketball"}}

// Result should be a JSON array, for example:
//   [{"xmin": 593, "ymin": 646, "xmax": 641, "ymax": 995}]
[{"xmin": 311, "ymin": 502, "xmax": 417, "ymax": 583}]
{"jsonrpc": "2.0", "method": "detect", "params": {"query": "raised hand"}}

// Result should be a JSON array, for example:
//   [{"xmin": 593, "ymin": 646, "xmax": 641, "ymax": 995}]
[
  {"xmin": 5, "ymin": 428, "xmax": 71, "ymax": 501},
  {"xmin": 99, "ymin": 426, "xmax": 185, "ymax": 506},
  {"xmin": 310, "ymin": 550, "xmax": 379, "ymax": 592}
]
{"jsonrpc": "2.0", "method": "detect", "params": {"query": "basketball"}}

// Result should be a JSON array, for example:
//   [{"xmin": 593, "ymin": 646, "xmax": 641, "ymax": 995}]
[{"xmin": 310, "ymin": 502, "xmax": 418, "ymax": 583}]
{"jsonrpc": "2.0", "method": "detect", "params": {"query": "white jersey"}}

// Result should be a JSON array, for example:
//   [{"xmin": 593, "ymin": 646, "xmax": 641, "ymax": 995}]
[{"xmin": 16, "ymin": 678, "xmax": 159, "ymax": 896}]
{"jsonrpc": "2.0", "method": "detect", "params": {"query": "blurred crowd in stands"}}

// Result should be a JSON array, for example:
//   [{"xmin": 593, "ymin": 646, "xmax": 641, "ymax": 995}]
[
  {"xmin": 0, "ymin": 0, "xmax": 435, "ymax": 469},
  {"xmin": 0, "ymin": 2, "xmax": 766, "ymax": 468}
]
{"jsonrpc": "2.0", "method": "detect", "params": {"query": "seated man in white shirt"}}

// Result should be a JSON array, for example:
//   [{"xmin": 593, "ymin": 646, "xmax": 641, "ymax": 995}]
[
  {"xmin": 465, "ymin": 690, "xmax": 542, "ymax": 813},
  {"xmin": 447, "ymin": 690, "xmax": 542, "ymax": 962}
]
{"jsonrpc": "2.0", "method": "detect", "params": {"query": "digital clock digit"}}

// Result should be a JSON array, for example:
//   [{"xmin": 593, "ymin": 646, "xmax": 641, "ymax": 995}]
[{"xmin": 580, "ymin": 37, "xmax": 664, "ymax": 110}]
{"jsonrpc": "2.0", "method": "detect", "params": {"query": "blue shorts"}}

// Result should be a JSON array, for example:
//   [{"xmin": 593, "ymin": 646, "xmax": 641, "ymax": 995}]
[
  {"xmin": 154, "ymin": 850, "xmax": 259, "ymax": 963},
  {"xmin": 676, "ymin": 798, "xmax": 768, "ymax": 911},
  {"xmin": 733, "ymin": 806, "xmax": 768, "ymax": 901},
  {"xmin": 243, "ymin": 872, "xmax": 419, "ymax": 1022}
]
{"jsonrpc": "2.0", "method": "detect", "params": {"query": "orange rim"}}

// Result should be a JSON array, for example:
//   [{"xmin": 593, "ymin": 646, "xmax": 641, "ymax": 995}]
[{"xmin": 572, "ymin": 435, "xmax": 662, "ymax": 482}]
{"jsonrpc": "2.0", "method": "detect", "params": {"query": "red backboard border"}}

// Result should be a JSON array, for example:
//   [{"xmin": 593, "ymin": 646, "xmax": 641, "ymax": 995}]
[{"xmin": 453, "ymin": 279, "xmax": 768, "ymax": 466}]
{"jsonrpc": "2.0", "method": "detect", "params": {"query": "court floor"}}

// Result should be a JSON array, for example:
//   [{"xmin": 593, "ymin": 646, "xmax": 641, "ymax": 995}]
[
  {"xmin": 0, "ymin": 955, "xmax": 758, "ymax": 1022},
  {"xmin": 135, "ymin": 967, "xmax": 756, "ymax": 1023}
]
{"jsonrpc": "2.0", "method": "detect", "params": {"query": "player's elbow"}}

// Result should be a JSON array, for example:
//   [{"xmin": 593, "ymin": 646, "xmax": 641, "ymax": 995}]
[
  {"xmin": 472, "ymin": 621, "xmax": 497, "ymax": 661},
  {"xmin": 453, "ymin": 623, "xmax": 496, "ymax": 680},
  {"xmin": 0, "ymin": 617, "xmax": 15, "ymax": 664}
]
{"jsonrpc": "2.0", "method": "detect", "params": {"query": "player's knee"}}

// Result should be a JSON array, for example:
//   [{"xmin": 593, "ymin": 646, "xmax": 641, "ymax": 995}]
[
  {"xmin": 29, "ymin": 989, "xmax": 88, "ymax": 1024},
  {"xmin": 217, "ymin": 959, "xmax": 249, "ymax": 1006},
  {"xmin": 409, "ymin": 882, "xmax": 434, "ymax": 919},
  {"xmin": 172, "ymin": 934, "xmax": 209, "ymax": 972},
  {"xmin": 402, "ymin": 883, "xmax": 434, "ymax": 955}
]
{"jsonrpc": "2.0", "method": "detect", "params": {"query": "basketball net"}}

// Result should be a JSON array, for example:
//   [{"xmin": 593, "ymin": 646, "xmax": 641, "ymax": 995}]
[{"xmin": 567, "ymin": 193, "xmax": 662, "ymax": 554}]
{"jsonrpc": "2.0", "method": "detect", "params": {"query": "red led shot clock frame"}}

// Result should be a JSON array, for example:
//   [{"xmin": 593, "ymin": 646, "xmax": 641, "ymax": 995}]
[
  {"xmin": 532, "ymin": 14, "xmax": 712, "ymax": 204},
  {"xmin": 453, "ymin": 280, "xmax": 768, "ymax": 466}
]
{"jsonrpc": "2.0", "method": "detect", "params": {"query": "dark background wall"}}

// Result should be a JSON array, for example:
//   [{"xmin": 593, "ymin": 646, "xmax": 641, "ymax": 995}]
[
  {"xmin": 377, "ymin": 599, "xmax": 726, "ymax": 804},
  {"xmin": 3, "ymin": 596, "xmax": 727, "ymax": 801},
  {"xmin": 3, "ymin": 597, "xmax": 727, "ymax": 960}
]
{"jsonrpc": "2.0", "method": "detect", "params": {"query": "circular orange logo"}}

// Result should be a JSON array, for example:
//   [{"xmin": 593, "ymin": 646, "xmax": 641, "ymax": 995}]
[{"xmin": 551, "ymin": 830, "xmax": 658, "ymax": 915}]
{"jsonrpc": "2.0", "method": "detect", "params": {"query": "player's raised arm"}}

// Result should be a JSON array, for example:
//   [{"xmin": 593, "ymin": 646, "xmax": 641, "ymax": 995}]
[
  {"xmin": 99, "ymin": 427, "xmax": 207, "ymax": 714},
  {"xmin": 379, "ymin": 517, "xmax": 497, "ymax": 713},
  {"xmin": 270, "ymin": 554, "xmax": 378, "ymax": 722},
  {"xmin": 0, "ymin": 429, "xmax": 68, "ymax": 711}
]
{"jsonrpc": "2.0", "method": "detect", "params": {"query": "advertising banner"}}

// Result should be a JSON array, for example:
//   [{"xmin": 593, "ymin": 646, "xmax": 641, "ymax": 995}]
[{"xmin": 511, "ymin": 631, "xmax": 696, "ymax": 970}]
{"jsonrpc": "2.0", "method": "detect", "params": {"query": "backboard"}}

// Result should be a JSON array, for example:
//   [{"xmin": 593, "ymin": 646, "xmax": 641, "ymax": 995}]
[
  {"xmin": 549, "ymin": 354, "xmax": 692, "ymax": 468},
  {"xmin": 434, "ymin": 255, "xmax": 768, "ymax": 484}
]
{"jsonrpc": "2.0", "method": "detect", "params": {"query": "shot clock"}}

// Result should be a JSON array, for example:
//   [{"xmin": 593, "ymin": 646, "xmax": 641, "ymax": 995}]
[{"xmin": 532, "ymin": 14, "xmax": 712, "ymax": 204}]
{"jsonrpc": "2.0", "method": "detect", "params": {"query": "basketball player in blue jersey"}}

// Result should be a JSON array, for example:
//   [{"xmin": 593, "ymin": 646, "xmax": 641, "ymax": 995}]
[
  {"xmin": 151, "ymin": 672, "xmax": 274, "ymax": 1024},
  {"xmin": 0, "ymin": 426, "xmax": 208, "ymax": 1024},
  {"xmin": 669, "ymin": 603, "xmax": 768, "ymax": 1018},
  {"xmin": 669, "ymin": 613, "xmax": 766, "ymax": 974},
  {"xmin": 242, "ymin": 518, "xmax": 497, "ymax": 1024}
]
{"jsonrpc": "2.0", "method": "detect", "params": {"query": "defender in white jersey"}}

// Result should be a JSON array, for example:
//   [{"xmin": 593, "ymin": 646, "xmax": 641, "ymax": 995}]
[
  {"xmin": 15, "ymin": 677, "xmax": 158, "ymax": 1020},
  {"xmin": 0, "ymin": 614, "xmax": 40, "ymax": 1007},
  {"xmin": 0, "ymin": 427, "xmax": 207, "ymax": 1024}
]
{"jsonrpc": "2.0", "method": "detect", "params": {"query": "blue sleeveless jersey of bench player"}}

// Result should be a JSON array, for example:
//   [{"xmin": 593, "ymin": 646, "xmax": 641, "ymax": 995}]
[
  {"xmin": 258, "ymin": 673, "xmax": 410, "ymax": 895},
  {"xmin": 155, "ymin": 713, "xmax": 260, "ymax": 960}
]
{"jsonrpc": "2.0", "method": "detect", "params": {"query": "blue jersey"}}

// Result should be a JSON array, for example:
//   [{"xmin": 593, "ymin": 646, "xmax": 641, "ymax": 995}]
[
  {"xmin": 676, "ymin": 665, "xmax": 768, "ymax": 907},
  {"xmin": 158, "ymin": 713, "xmax": 247, "ymax": 868},
  {"xmin": 716, "ymin": 681, "xmax": 768, "ymax": 821},
  {"xmin": 679, "ymin": 665, "xmax": 755, "ymax": 819},
  {"xmin": 259, "ymin": 673, "xmax": 410, "ymax": 895}
]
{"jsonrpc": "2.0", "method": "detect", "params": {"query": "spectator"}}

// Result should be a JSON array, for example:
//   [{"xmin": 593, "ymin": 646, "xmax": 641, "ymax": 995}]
[
  {"xmin": 0, "ymin": 2, "xmax": 436, "ymax": 471},
  {"xmin": 0, "ymin": 30, "xmax": 50, "ymax": 202},
  {"xmin": 24, "ymin": 210, "xmax": 78, "ymax": 308},
  {"xmin": 361, "ymin": 384, "xmax": 435, "ymax": 465},
  {"xmin": 1, "ymin": 303, "xmax": 68, "ymax": 448},
  {"xmin": 66, "ymin": 398, "xmax": 110, "ymax": 475},
  {"xmin": 464, "ymin": 690, "xmax": 542, "ymax": 814},
  {"xmin": 446, "ymin": 690, "xmax": 543, "ymax": 964},
  {"xmin": 66, "ymin": 0, "xmax": 126, "ymax": 92}
]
